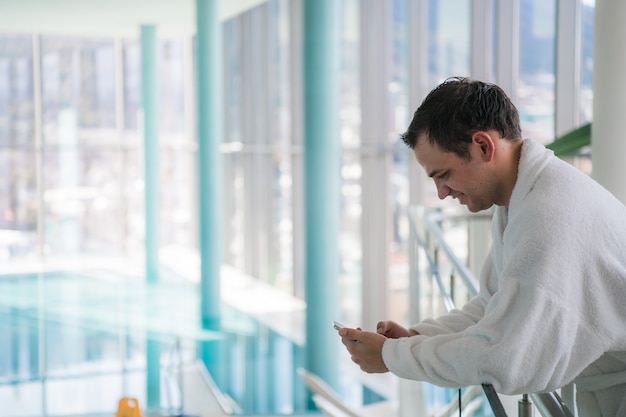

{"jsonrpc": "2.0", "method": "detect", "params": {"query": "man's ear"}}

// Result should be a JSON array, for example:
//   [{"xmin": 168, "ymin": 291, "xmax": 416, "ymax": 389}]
[{"xmin": 472, "ymin": 131, "xmax": 496, "ymax": 161}]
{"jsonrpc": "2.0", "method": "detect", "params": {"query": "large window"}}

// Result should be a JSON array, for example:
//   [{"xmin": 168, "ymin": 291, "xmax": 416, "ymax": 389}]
[
  {"xmin": 0, "ymin": 33, "xmax": 196, "ymax": 262},
  {"xmin": 221, "ymin": 0, "xmax": 294, "ymax": 291},
  {"xmin": 580, "ymin": 0, "xmax": 594, "ymax": 124},
  {"xmin": 428, "ymin": 0, "xmax": 471, "ymax": 84},
  {"xmin": 40, "ymin": 37, "xmax": 121, "ymax": 256},
  {"xmin": 0, "ymin": 34, "xmax": 36, "ymax": 260},
  {"xmin": 518, "ymin": 0, "xmax": 557, "ymax": 143},
  {"xmin": 0, "ymin": 0, "xmax": 597, "ymax": 326}
]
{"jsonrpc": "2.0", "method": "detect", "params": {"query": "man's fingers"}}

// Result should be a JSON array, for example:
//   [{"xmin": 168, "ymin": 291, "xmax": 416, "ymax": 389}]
[
  {"xmin": 337, "ymin": 327, "xmax": 351, "ymax": 337},
  {"xmin": 338, "ymin": 328, "xmax": 360, "ymax": 341},
  {"xmin": 350, "ymin": 353, "xmax": 377, "ymax": 374},
  {"xmin": 376, "ymin": 321, "xmax": 387, "ymax": 335}
]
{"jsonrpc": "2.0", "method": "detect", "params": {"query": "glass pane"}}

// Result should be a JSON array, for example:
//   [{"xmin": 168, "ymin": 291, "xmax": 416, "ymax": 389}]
[
  {"xmin": 160, "ymin": 39, "xmax": 186, "ymax": 135},
  {"xmin": 123, "ymin": 40, "xmax": 141, "ymax": 131},
  {"xmin": 580, "ymin": 0, "xmax": 594, "ymax": 124},
  {"xmin": 121, "ymin": 146, "xmax": 144, "ymax": 255},
  {"xmin": 0, "ymin": 149, "xmax": 38, "ymax": 260},
  {"xmin": 0, "ymin": 34, "xmax": 38, "ymax": 261},
  {"xmin": 220, "ymin": 0, "xmax": 296, "ymax": 293},
  {"xmin": 41, "ymin": 36, "xmax": 116, "ymax": 134},
  {"xmin": 518, "ymin": 0, "xmax": 556, "ymax": 144},
  {"xmin": 36, "ymin": 35, "xmax": 150, "ymax": 258},
  {"xmin": 160, "ymin": 145, "xmax": 196, "ymax": 254},
  {"xmin": 222, "ymin": 16, "xmax": 244, "ymax": 270},
  {"xmin": 42, "ymin": 143, "xmax": 123, "ymax": 256},
  {"xmin": 428, "ymin": 0, "xmax": 471, "ymax": 84},
  {"xmin": 0, "ymin": 34, "xmax": 34, "ymax": 148}
]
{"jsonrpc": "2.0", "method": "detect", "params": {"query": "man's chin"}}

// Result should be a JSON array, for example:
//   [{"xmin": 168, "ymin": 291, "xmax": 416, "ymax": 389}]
[
  {"xmin": 459, "ymin": 199, "xmax": 487, "ymax": 213},
  {"xmin": 465, "ymin": 203, "xmax": 494, "ymax": 213},
  {"xmin": 455, "ymin": 196, "xmax": 492, "ymax": 213}
]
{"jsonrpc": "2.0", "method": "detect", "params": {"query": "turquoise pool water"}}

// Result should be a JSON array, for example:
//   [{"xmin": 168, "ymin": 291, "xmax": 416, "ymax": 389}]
[{"xmin": 0, "ymin": 269, "xmax": 315, "ymax": 416}]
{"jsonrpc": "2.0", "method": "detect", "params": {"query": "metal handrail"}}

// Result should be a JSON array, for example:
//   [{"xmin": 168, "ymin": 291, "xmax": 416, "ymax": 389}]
[
  {"xmin": 412, "ymin": 220, "xmax": 456, "ymax": 312},
  {"xmin": 424, "ymin": 211, "xmax": 482, "ymax": 295},
  {"xmin": 411, "ymin": 206, "xmax": 575, "ymax": 417},
  {"xmin": 410, "ymin": 207, "xmax": 508, "ymax": 417},
  {"xmin": 531, "ymin": 392, "xmax": 575, "ymax": 417}
]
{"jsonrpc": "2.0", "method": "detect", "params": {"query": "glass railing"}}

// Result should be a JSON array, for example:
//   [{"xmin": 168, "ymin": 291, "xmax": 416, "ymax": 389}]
[{"xmin": 408, "ymin": 205, "xmax": 575, "ymax": 417}]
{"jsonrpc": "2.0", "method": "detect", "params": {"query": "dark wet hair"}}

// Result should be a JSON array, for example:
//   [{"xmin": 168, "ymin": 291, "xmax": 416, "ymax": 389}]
[{"xmin": 400, "ymin": 77, "xmax": 522, "ymax": 158}]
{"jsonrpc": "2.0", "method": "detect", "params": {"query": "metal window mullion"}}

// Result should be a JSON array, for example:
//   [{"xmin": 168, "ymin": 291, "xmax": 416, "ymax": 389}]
[
  {"xmin": 266, "ymin": 1, "xmax": 281, "ymax": 286},
  {"xmin": 114, "ymin": 37, "xmax": 127, "ymax": 257},
  {"xmin": 183, "ymin": 35, "xmax": 200, "ymax": 253},
  {"xmin": 31, "ymin": 32, "xmax": 47, "ymax": 417},
  {"xmin": 32, "ymin": 34, "xmax": 44, "ymax": 260},
  {"xmin": 404, "ymin": 7, "xmax": 435, "ymax": 416},
  {"xmin": 469, "ymin": 0, "xmax": 495, "ymax": 285},
  {"xmin": 257, "ymin": 4, "xmax": 271, "ymax": 283},
  {"xmin": 359, "ymin": 0, "xmax": 391, "ymax": 327},
  {"xmin": 250, "ymin": 6, "xmax": 270, "ymax": 282},
  {"xmin": 495, "ymin": 0, "xmax": 520, "ymax": 102},
  {"xmin": 407, "ymin": 0, "xmax": 430, "ymax": 326},
  {"xmin": 222, "ymin": 22, "xmax": 237, "ymax": 267},
  {"xmin": 407, "ymin": 0, "xmax": 430, "ymax": 210},
  {"xmin": 288, "ymin": 0, "xmax": 305, "ymax": 299},
  {"xmin": 471, "ymin": 0, "xmax": 495, "ymax": 82},
  {"xmin": 241, "ymin": 12, "xmax": 258, "ymax": 278},
  {"xmin": 113, "ymin": 35, "xmax": 129, "ymax": 396},
  {"xmin": 555, "ymin": 0, "xmax": 582, "ymax": 137}
]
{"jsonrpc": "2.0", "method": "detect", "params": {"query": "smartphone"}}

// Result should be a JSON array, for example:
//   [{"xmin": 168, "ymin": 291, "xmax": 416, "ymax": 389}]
[{"xmin": 332, "ymin": 320, "xmax": 346, "ymax": 330}]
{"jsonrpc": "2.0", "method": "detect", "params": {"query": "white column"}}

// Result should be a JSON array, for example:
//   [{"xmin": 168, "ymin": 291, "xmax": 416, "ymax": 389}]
[{"xmin": 592, "ymin": 0, "xmax": 626, "ymax": 204}]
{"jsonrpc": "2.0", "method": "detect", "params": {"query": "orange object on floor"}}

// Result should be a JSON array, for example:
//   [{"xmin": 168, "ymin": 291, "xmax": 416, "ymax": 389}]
[{"xmin": 116, "ymin": 397, "xmax": 142, "ymax": 417}]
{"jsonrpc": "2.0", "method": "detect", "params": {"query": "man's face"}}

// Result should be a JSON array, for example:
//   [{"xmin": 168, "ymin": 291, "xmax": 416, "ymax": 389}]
[{"xmin": 414, "ymin": 134, "xmax": 495, "ymax": 212}]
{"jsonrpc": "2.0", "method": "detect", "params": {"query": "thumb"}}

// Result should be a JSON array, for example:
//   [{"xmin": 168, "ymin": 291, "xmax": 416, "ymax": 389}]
[
  {"xmin": 338, "ymin": 327, "xmax": 359, "ymax": 339},
  {"xmin": 376, "ymin": 321, "xmax": 387, "ymax": 334}
]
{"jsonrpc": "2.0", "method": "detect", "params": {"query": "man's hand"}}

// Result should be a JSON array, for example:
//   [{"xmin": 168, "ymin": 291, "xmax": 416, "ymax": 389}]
[
  {"xmin": 338, "ymin": 328, "xmax": 389, "ymax": 373},
  {"xmin": 376, "ymin": 320, "xmax": 418, "ymax": 338}
]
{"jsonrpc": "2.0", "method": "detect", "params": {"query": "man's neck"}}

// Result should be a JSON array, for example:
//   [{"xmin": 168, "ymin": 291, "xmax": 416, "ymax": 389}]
[{"xmin": 499, "ymin": 139, "xmax": 524, "ymax": 208}]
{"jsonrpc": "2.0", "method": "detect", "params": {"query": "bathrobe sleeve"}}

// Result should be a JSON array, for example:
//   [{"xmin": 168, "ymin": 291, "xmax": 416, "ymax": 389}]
[{"xmin": 382, "ymin": 152, "xmax": 626, "ymax": 395}]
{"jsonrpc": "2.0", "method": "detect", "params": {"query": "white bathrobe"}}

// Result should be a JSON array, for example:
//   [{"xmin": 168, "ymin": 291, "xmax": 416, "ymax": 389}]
[{"xmin": 382, "ymin": 138, "xmax": 626, "ymax": 416}]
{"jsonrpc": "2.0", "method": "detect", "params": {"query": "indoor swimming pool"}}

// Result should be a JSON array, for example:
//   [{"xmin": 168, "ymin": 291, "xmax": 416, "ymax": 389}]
[
  {"xmin": 0, "ymin": 266, "xmax": 385, "ymax": 417},
  {"xmin": 0, "ymin": 267, "xmax": 291, "ymax": 414}
]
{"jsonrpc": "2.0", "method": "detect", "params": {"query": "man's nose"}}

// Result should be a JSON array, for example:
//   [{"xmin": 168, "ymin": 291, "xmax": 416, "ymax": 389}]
[{"xmin": 436, "ymin": 182, "xmax": 451, "ymax": 200}]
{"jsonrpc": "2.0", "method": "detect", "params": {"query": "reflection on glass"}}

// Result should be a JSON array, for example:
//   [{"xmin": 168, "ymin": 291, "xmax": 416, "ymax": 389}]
[
  {"xmin": 428, "ymin": 0, "xmax": 471, "ymax": 85},
  {"xmin": 0, "ymin": 34, "xmax": 37, "ymax": 260},
  {"xmin": 518, "ymin": 0, "xmax": 556, "ymax": 144},
  {"xmin": 580, "ymin": 1, "xmax": 594, "ymax": 124}
]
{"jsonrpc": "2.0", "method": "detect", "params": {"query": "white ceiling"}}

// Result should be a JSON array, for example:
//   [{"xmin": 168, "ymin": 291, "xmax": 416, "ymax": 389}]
[{"xmin": 0, "ymin": 0, "xmax": 269, "ymax": 37}]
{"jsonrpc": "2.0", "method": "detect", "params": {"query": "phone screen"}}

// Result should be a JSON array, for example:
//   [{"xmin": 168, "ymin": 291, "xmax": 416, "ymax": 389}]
[{"xmin": 332, "ymin": 321, "xmax": 345, "ymax": 330}]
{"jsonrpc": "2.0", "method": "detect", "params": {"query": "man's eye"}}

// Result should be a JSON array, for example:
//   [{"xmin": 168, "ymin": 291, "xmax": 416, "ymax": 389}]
[{"xmin": 437, "ymin": 172, "xmax": 448, "ymax": 180}]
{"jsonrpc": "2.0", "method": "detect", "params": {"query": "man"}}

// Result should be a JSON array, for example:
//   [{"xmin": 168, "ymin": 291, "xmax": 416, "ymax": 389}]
[{"xmin": 338, "ymin": 77, "xmax": 626, "ymax": 416}]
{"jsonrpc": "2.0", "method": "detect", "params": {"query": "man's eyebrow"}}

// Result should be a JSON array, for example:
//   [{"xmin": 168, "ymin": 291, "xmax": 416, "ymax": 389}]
[{"xmin": 428, "ymin": 169, "xmax": 442, "ymax": 178}]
